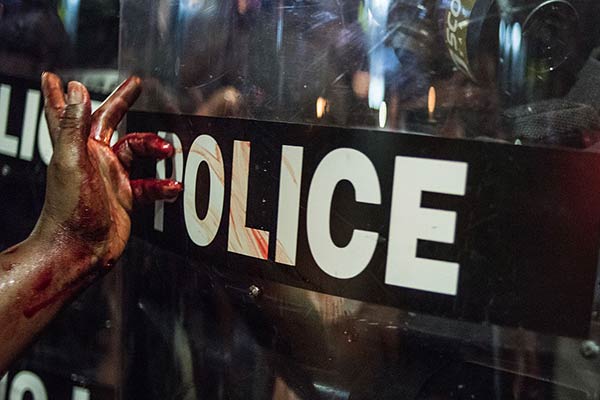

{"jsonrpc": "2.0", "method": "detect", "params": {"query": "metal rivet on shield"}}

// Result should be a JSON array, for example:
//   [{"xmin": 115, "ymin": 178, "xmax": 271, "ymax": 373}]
[
  {"xmin": 249, "ymin": 285, "xmax": 261, "ymax": 298},
  {"xmin": 1, "ymin": 164, "xmax": 10, "ymax": 176},
  {"xmin": 580, "ymin": 340, "xmax": 600, "ymax": 359}
]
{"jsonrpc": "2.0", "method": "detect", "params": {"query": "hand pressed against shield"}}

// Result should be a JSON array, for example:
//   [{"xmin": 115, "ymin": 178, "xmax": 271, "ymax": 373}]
[
  {"xmin": 0, "ymin": 74, "xmax": 182, "ymax": 374},
  {"xmin": 39, "ymin": 72, "xmax": 183, "ymax": 267}
]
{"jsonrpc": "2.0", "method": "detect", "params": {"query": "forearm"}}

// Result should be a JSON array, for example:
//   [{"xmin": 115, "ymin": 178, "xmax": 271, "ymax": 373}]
[{"xmin": 0, "ymin": 230, "xmax": 100, "ymax": 374}]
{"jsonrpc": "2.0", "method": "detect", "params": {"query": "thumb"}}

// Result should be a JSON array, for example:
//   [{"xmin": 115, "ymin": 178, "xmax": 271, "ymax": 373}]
[{"xmin": 57, "ymin": 81, "xmax": 91, "ymax": 157}]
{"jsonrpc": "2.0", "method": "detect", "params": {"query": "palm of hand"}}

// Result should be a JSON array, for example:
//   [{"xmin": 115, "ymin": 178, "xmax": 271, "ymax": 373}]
[{"xmin": 74, "ymin": 140, "xmax": 133, "ymax": 265}]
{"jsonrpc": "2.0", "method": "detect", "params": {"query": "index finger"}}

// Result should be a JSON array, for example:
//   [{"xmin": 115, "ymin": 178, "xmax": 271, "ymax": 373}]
[{"xmin": 90, "ymin": 76, "xmax": 142, "ymax": 144}]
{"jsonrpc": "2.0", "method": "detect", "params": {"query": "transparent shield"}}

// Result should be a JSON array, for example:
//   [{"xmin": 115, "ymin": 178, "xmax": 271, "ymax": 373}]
[
  {"xmin": 120, "ymin": 0, "xmax": 600, "ymax": 147},
  {"xmin": 119, "ymin": 1, "xmax": 600, "ymax": 399}
]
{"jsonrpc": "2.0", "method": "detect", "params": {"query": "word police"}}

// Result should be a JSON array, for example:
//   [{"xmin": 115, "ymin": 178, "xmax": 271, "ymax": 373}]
[{"xmin": 0, "ymin": 82, "xmax": 468, "ymax": 296}]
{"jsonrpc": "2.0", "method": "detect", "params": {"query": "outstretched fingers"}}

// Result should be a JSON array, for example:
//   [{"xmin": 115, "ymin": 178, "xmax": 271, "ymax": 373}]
[
  {"xmin": 90, "ymin": 76, "xmax": 142, "ymax": 144},
  {"xmin": 112, "ymin": 133, "xmax": 183, "ymax": 205},
  {"xmin": 112, "ymin": 133, "xmax": 174, "ymax": 170},
  {"xmin": 131, "ymin": 179, "xmax": 183, "ymax": 204}
]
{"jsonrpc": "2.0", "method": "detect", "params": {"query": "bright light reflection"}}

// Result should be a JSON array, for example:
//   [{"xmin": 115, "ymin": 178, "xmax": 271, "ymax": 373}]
[
  {"xmin": 370, "ymin": 0, "xmax": 391, "ymax": 22},
  {"xmin": 366, "ymin": 0, "xmax": 391, "ymax": 110},
  {"xmin": 379, "ymin": 101, "xmax": 387, "ymax": 128},
  {"xmin": 316, "ymin": 97, "xmax": 327, "ymax": 119},
  {"xmin": 179, "ymin": 0, "xmax": 207, "ymax": 14},
  {"xmin": 63, "ymin": 0, "xmax": 80, "ymax": 40},
  {"xmin": 369, "ymin": 74, "xmax": 384, "ymax": 109},
  {"xmin": 499, "ymin": 18, "xmax": 506, "ymax": 47},
  {"xmin": 427, "ymin": 86, "xmax": 436, "ymax": 121},
  {"xmin": 510, "ymin": 22, "xmax": 525, "ymax": 96},
  {"xmin": 511, "ymin": 22, "xmax": 522, "ymax": 51}
]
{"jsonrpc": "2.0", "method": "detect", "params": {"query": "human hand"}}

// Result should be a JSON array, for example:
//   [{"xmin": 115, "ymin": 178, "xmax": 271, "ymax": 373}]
[
  {"xmin": 0, "ymin": 73, "xmax": 180, "ymax": 370},
  {"xmin": 36, "ymin": 72, "xmax": 182, "ymax": 273}
]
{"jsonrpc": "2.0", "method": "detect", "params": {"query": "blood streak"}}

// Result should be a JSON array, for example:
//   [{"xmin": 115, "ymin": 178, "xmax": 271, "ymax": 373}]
[
  {"xmin": 113, "ymin": 133, "xmax": 175, "ymax": 170},
  {"xmin": 251, "ymin": 229, "xmax": 269, "ymax": 259},
  {"xmin": 23, "ymin": 289, "xmax": 69, "ymax": 319},
  {"xmin": 31, "ymin": 268, "xmax": 53, "ymax": 292},
  {"xmin": 23, "ymin": 266, "xmax": 102, "ymax": 318},
  {"xmin": 22, "ymin": 269, "xmax": 56, "ymax": 318}
]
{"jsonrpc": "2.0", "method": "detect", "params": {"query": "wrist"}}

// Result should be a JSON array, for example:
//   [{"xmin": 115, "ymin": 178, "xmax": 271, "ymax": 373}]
[
  {"xmin": 27, "ymin": 218, "xmax": 101, "ymax": 277},
  {"xmin": 0, "ymin": 227, "xmax": 103, "ymax": 323}
]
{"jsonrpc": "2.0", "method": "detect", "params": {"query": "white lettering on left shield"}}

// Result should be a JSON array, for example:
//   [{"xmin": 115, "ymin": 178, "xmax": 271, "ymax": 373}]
[
  {"xmin": 18, "ymin": 89, "xmax": 41, "ymax": 161},
  {"xmin": 71, "ymin": 387, "xmax": 90, "ymax": 400},
  {"xmin": 307, "ymin": 148, "xmax": 381, "ymax": 279},
  {"xmin": 0, "ymin": 84, "xmax": 18, "ymax": 158},
  {"xmin": 0, "ymin": 373, "xmax": 7, "ymax": 400},
  {"xmin": 386, "ymin": 156, "xmax": 467, "ymax": 295},
  {"xmin": 9, "ymin": 371, "xmax": 47, "ymax": 400}
]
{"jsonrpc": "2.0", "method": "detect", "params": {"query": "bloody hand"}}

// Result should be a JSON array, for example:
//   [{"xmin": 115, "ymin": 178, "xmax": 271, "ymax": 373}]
[
  {"xmin": 37, "ymin": 72, "xmax": 182, "ymax": 270},
  {"xmin": 0, "ymin": 73, "xmax": 180, "ymax": 372},
  {"xmin": 0, "ymin": 73, "xmax": 182, "ymax": 371}
]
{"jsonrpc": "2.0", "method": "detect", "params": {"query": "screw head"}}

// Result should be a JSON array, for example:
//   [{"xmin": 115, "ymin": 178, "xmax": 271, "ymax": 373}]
[
  {"xmin": 1, "ymin": 164, "xmax": 10, "ymax": 176},
  {"xmin": 249, "ymin": 285, "xmax": 261, "ymax": 298},
  {"xmin": 580, "ymin": 340, "xmax": 600, "ymax": 359}
]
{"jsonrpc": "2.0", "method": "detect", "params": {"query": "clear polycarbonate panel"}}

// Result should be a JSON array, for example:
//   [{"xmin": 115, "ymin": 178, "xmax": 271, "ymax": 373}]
[
  {"xmin": 120, "ymin": 0, "xmax": 600, "ymax": 148},
  {"xmin": 118, "ymin": 1, "xmax": 600, "ymax": 399}
]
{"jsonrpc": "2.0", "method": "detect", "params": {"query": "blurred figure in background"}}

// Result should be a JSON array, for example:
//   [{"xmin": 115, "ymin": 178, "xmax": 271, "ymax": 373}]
[{"xmin": 0, "ymin": 0, "xmax": 70, "ymax": 78}]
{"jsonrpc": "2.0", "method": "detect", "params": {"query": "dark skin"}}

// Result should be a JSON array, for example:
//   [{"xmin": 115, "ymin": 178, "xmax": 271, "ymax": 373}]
[{"xmin": 0, "ymin": 73, "xmax": 183, "ymax": 373}]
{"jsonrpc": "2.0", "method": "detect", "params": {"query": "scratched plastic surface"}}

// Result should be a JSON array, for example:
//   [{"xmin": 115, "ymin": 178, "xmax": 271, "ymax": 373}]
[
  {"xmin": 121, "ymin": 0, "xmax": 600, "ymax": 147},
  {"xmin": 117, "ymin": 1, "xmax": 600, "ymax": 400},
  {"xmin": 118, "ymin": 237, "xmax": 600, "ymax": 400}
]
